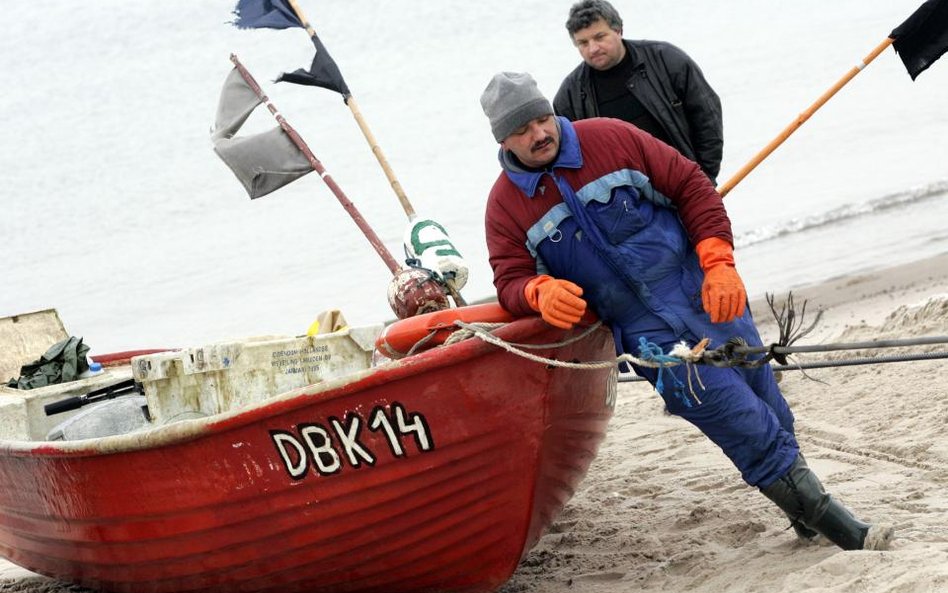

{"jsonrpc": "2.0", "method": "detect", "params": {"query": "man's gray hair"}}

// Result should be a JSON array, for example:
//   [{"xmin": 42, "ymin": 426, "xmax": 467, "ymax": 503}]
[{"xmin": 565, "ymin": 0, "xmax": 623, "ymax": 35}]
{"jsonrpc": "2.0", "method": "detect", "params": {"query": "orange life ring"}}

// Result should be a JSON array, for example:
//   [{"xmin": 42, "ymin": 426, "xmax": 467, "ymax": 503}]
[{"xmin": 376, "ymin": 303, "xmax": 515, "ymax": 359}]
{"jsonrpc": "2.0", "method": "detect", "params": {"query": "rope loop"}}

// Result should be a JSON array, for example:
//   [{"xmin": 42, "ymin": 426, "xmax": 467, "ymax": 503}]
[
  {"xmin": 448, "ymin": 321, "xmax": 702, "ymax": 372},
  {"xmin": 637, "ymin": 337, "xmax": 691, "ymax": 407},
  {"xmin": 434, "ymin": 314, "xmax": 948, "ymax": 379}
]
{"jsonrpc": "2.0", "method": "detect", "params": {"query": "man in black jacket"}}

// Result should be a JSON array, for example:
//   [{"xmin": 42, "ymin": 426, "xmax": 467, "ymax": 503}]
[{"xmin": 553, "ymin": 0, "xmax": 723, "ymax": 182}]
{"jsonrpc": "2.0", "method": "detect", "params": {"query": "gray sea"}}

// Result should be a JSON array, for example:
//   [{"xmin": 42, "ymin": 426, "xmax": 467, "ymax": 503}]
[{"xmin": 1, "ymin": 0, "xmax": 946, "ymax": 353}]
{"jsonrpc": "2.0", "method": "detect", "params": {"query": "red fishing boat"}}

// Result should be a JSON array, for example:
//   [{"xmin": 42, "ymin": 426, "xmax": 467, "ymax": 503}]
[{"xmin": 0, "ymin": 308, "xmax": 616, "ymax": 593}]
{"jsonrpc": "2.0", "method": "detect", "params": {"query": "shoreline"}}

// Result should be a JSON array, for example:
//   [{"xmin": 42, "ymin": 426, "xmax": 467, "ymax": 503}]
[
  {"xmin": 751, "ymin": 250, "xmax": 948, "ymax": 310},
  {"xmin": 750, "ymin": 251, "xmax": 948, "ymax": 342}
]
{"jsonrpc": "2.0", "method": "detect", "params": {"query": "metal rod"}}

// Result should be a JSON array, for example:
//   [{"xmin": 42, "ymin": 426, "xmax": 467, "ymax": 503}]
[
  {"xmin": 732, "ymin": 334, "xmax": 948, "ymax": 356},
  {"xmin": 619, "ymin": 350, "xmax": 948, "ymax": 382}
]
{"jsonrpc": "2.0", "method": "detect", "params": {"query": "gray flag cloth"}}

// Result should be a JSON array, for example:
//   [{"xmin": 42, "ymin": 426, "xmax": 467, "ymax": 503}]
[{"xmin": 211, "ymin": 67, "xmax": 313, "ymax": 199}]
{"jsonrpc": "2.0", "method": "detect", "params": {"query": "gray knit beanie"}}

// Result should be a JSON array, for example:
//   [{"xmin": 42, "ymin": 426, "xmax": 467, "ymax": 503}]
[{"xmin": 480, "ymin": 72, "xmax": 554, "ymax": 142}]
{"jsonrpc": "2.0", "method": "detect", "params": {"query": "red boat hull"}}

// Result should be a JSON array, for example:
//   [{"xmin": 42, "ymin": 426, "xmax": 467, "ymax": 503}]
[{"xmin": 0, "ymin": 318, "xmax": 615, "ymax": 593}]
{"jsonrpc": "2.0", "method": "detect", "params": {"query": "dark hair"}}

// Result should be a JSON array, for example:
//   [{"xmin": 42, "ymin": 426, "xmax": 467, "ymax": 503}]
[{"xmin": 565, "ymin": 0, "xmax": 623, "ymax": 35}]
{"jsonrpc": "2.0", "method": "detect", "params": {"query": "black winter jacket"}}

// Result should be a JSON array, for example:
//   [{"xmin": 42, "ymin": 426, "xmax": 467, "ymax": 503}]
[{"xmin": 553, "ymin": 39, "xmax": 723, "ymax": 182}]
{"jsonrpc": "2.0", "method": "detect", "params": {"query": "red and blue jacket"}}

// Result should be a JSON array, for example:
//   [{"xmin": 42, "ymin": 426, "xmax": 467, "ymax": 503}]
[
  {"xmin": 485, "ymin": 117, "xmax": 799, "ymax": 488},
  {"xmin": 485, "ymin": 116, "xmax": 758, "ymax": 351}
]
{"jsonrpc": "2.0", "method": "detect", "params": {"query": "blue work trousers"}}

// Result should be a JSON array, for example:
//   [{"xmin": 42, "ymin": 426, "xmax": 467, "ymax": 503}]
[{"xmin": 620, "ymin": 323, "xmax": 799, "ymax": 488}]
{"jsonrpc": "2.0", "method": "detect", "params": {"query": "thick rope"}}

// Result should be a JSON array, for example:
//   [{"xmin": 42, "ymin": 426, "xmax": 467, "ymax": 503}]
[
  {"xmin": 406, "ymin": 329, "xmax": 440, "ymax": 357},
  {"xmin": 448, "ymin": 320, "xmax": 602, "ymax": 350},
  {"xmin": 446, "ymin": 319, "xmax": 948, "ymax": 379},
  {"xmin": 428, "ymin": 289, "xmax": 948, "ymax": 380},
  {"xmin": 451, "ymin": 320, "xmax": 703, "ymax": 371}
]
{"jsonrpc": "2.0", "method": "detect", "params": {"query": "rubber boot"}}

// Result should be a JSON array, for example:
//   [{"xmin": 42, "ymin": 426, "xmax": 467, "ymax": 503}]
[
  {"xmin": 782, "ymin": 454, "xmax": 820, "ymax": 541},
  {"xmin": 785, "ymin": 512, "xmax": 819, "ymax": 541},
  {"xmin": 760, "ymin": 454, "xmax": 892, "ymax": 550}
]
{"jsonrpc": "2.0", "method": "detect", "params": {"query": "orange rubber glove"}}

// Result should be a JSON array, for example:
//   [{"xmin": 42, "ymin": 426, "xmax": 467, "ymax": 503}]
[
  {"xmin": 695, "ymin": 237, "xmax": 747, "ymax": 324},
  {"xmin": 523, "ymin": 275, "xmax": 587, "ymax": 329}
]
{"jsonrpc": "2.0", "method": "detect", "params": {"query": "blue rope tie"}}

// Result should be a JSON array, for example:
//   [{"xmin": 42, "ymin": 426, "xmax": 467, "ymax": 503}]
[{"xmin": 637, "ymin": 337, "xmax": 691, "ymax": 408}]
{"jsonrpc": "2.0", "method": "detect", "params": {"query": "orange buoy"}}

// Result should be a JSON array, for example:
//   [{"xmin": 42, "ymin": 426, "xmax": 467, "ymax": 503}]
[{"xmin": 376, "ymin": 303, "xmax": 515, "ymax": 359}]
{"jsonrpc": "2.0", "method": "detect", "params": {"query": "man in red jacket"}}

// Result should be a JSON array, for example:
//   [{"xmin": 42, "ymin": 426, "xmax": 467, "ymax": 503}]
[{"xmin": 479, "ymin": 71, "xmax": 892, "ymax": 551}]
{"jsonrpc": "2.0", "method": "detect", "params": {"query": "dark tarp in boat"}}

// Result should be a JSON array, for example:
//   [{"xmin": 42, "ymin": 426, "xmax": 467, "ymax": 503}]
[{"xmin": 6, "ymin": 336, "xmax": 90, "ymax": 390}]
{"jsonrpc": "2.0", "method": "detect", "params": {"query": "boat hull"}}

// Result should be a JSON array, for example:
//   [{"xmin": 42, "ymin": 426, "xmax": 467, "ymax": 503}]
[{"xmin": 0, "ymin": 318, "xmax": 616, "ymax": 593}]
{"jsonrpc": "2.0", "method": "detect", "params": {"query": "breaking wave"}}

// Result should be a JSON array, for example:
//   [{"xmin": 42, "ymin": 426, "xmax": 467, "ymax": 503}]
[{"xmin": 734, "ymin": 180, "xmax": 948, "ymax": 249}]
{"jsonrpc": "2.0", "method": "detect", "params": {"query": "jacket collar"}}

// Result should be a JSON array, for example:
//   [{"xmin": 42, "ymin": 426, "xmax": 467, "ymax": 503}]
[
  {"xmin": 621, "ymin": 39, "xmax": 643, "ymax": 69},
  {"xmin": 499, "ymin": 117, "xmax": 583, "ymax": 198}
]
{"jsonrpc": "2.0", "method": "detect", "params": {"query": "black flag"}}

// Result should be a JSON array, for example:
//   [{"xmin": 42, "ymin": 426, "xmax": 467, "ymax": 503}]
[
  {"xmin": 230, "ymin": 0, "xmax": 351, "ymax": 98},
  {"xmin": 231, "ymin": 0, "xmax": 302, "ymax": 30},
  {"xmin": 891, "ymin": 0, "xmax": 948, "ymax": 80},
  {"xmin": 277, "ymin": 31, "xmax": 351, "ymax": 98}
]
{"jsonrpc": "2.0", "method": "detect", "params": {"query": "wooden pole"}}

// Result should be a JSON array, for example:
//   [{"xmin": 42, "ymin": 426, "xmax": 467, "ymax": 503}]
[
  {"xmin": 285, "ymin": 0, "xmax": 416, "ymax": 219},
  {"xmin": 717, "ymin": 37, "xmax": 895, "ymax": 198},
  {"xmin": 283, "ymin": 0, "xmax": 467, "ymax": 306},
  {"xmin": 229, "ymin": 54, "xmax": 402, "ymax": 275}
]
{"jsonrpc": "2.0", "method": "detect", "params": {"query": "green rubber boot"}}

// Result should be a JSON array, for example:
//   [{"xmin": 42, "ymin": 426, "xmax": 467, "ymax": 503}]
[{"xmin": 760, "ymin": 454, "xmax": 893, "ymax": 550}]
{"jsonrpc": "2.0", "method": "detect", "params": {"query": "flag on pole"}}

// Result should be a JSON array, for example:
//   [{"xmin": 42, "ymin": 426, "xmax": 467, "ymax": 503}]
[
  {"xmin": 231, "ymin": 0, "xmax": 301, "ymax": 30},
  {"xmin": 276, "ymin": 32, "xmax": 351, "ymax": 97},
  {"xmin": 211, "ymin": 68, "xmax": 313, "ymax": 199},
  {"xmin": 230, "ymin": 0, "xmax": 351, "ymax": 98},
  {"xmin": 891, "ymin": 0, "xmax": 948, "ymax": 80}
]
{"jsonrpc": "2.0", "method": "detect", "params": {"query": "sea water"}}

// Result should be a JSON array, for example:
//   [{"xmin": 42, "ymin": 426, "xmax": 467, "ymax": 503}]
[{"xmin": 1, "ymin": 0, "xmax": 946, "ymax": 352}]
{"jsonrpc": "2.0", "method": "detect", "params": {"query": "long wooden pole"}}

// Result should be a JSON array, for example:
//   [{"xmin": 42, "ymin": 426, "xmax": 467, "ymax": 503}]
[
  {"xmin": 229, "ymin": 54, "xmax": 402, "ymax": 275},
  {"xmin": 717, "ymin": 37, "xmax": 895, "ymax": 198},
  {"xmin": 283, "ymin": 0, "xmax": 466, "ymax": 306},
  {"xmin": 285, "ymin": 0, "xmax": 415, "ymax": 219}
]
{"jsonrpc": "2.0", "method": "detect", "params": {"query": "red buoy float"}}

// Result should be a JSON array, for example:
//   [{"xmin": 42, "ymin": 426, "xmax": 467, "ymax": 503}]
[{"xmin": 375, "ymin": 303, "xmax": 515, "ymax": 359}]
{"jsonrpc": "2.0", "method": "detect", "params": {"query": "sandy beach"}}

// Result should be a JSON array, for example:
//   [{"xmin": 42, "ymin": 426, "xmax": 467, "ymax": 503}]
[
  {"xmin": 500, "ymin": 253, "xmax": 948, "ymax": 593},
  {"xmin": 2, "ymin": 254, "xmax": 947, "ymax": 593}
]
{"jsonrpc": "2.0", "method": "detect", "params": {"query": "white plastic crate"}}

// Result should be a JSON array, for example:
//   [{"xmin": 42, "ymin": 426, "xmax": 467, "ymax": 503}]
[{"xmin": 132, "ymin": 325, "xmax": 383, "ymax": 424}]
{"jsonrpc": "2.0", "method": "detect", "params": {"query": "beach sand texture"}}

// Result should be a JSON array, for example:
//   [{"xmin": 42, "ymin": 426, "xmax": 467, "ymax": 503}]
[{"xmin": 2, "ymin": 255, "xmax": 947, "ymax": 593}]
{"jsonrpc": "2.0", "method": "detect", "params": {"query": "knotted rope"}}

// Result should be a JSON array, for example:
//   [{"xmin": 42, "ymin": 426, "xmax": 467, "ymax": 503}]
[
  {"xmin": 426, "ymin": 293, "xmax": 948, "ymax": 383},
  {"xmin": 451, "ymin": 320, "xmax": 704, "ymax": 371}
]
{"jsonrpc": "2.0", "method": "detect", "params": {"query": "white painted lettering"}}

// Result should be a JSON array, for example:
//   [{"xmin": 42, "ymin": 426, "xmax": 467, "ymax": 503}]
[
  {"xmin": 330, "ymin": 416, "xmax": 375, "ymax": 467},
  {"xmin": 369, "ymin": 407, "xmax": 405, "ymax": 457},
  {"xmin": 394, "ymin": 403, "xmax": 433, "ymax": 451},
  {"xmin": 272, "ymin": 404, "xmax": 436, "ymax": 480},
  {"xmin": 300, "ymin": 424, "xmax": 341, "ymax": 475},
  {"xmin": 270, "ymin": 431, "xmax": 308, "ymax": 479}
]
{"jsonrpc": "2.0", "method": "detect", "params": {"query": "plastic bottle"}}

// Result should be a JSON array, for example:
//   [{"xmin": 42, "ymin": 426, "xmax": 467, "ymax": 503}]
[{"xmin": 79, "ymin": 359, "xmax": 104, "ymax": 379}]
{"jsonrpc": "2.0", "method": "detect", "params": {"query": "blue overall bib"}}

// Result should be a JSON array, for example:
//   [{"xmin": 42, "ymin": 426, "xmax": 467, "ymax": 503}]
[{"xmin": 505, "ymin": 118, "xmax": 798, "ymax": 487}]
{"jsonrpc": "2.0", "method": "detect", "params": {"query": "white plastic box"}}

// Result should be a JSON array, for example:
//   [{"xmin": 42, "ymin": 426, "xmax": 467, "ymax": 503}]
[
  {"xmin": 0, "ymin": 309, "xmax": 134, "ymax": 441},
  {"xmin": 132, "ymin": 325, "xmax": 383, "ymax": 425}
]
